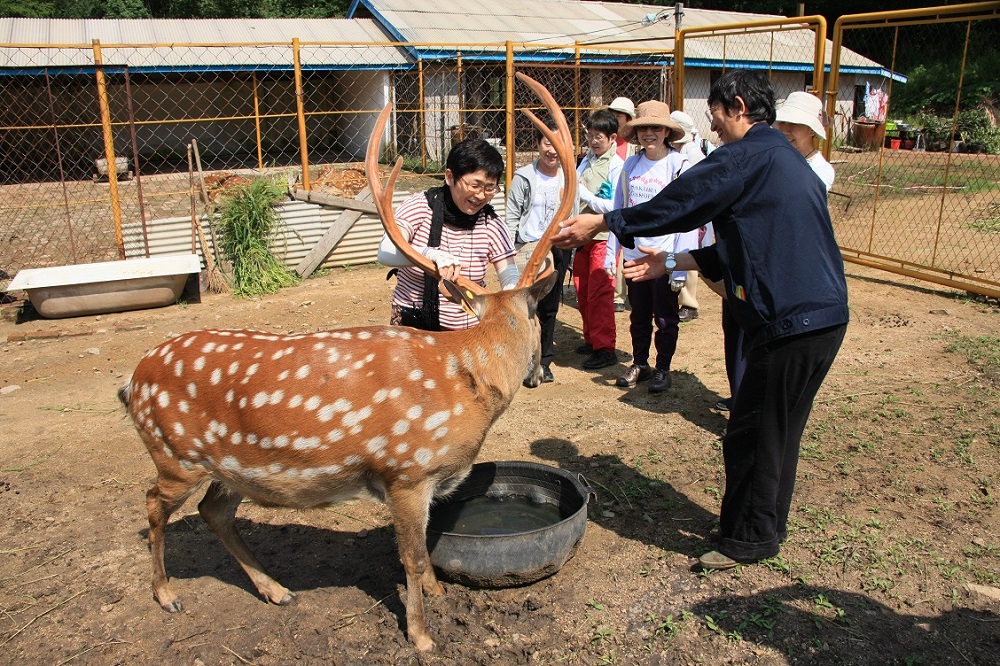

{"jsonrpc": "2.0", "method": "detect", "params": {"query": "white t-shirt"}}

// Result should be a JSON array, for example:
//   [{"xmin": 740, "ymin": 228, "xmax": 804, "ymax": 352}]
[
  {"xmin": 807, "ymin": 151, "xmax": 836, "ymax": 191},
  {"xmin": 520, "ymin": 168, "xmax": 563, "ymax": 243}
]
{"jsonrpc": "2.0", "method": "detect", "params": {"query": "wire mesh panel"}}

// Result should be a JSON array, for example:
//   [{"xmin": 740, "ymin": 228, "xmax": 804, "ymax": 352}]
[{"xmin": 829, "ymin": 6, "xmax": 1000, "ymax": 296}]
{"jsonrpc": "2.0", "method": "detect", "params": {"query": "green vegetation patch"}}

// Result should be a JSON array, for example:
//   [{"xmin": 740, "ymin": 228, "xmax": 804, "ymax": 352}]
[{"xmin": 946, "ymin": 333, "xmax": 1000, "ymax": 384}]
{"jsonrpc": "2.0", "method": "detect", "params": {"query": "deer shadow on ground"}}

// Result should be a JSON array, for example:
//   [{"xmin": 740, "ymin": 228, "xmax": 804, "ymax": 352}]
[
  {"xmin": 530, "ymin": 438, "xmax": 718, "ymax": 560},
  {"xmin": 681, "ymin": 584, "xmax": 999, "ymax": 666},
  {"xmin": 141, "ymin": 515, "xmax": 410, "ymax": 627}
]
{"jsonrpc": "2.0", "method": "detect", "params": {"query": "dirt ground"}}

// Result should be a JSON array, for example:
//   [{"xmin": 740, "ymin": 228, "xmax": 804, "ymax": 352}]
[{"xmin": 1, "ymin": 261, "xmax": 998, "ymax": 666}]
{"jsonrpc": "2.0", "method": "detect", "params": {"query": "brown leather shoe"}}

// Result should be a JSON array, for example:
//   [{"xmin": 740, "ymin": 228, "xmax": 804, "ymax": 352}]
[
  {"xmin": 698, "ymin": 550, "xmax": 740, "ymax": 570},
  {"xmin": 616, "ymin": 363, "xmax": 652, "ymax": 388}
]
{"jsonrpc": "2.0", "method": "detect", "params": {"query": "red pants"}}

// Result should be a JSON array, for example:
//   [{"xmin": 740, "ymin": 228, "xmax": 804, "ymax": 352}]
[{"xmin": 573, "ymin": 240, "xmax": 616, "ymax": 352}]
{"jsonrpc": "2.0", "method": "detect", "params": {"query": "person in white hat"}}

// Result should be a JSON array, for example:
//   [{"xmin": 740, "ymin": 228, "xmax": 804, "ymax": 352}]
[
  {"xmin": 607, "ymin": 97, "xmax": 637, "ymax": 161},
  {"xmin": 668, "ymin": 109, "xmax": 712, "ymax": 324},
  {"xmin": 774, "ymin": 91, "xmax": 835, "ymax": 191}
]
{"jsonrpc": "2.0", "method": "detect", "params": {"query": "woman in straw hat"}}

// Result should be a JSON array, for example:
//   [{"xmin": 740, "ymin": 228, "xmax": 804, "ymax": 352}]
[
  {"xmin": 604, "ymin": 100, "xmax": 698, "ymax": 394},
  {"xmin": 774, "ymin": 91, "xmax": 835, "ymax": 191}
]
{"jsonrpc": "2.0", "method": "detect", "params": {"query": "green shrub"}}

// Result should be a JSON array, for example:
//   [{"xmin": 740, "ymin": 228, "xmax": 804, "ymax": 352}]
[{"xmin": 217, "ymin": 177, "xmax": 300, "ymax": 297}]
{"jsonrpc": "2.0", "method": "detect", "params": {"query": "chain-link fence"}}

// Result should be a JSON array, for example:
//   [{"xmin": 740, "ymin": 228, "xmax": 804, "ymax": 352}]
[
  {"xmin": 0, "ymin": 39, "xmax": 671, "ymax": 290},
  {"xmin": 827, "ymin": 4, "xmax": 1000, "ymax": 297}
]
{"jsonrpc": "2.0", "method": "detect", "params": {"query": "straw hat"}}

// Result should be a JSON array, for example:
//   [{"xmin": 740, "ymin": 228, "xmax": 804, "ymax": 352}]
[
  {"xmin": 620, "ymin": 100, "xmax": 685, "ymax": 143},
  {"xmin": 608, "ymin": 97, "xmax": 636, "ymax": 119},
  {"xmin": 670, "ymin": 110, "xmax": 697, "ymax": 145},
  {"xmin": 775, "ymin": 91, "xmax": 827, "ymax": 139}
]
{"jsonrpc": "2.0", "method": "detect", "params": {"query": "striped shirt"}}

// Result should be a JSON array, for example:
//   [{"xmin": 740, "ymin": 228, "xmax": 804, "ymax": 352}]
[{"xmin": 391, "ymin": 192, "xmax": 516, "ymax": 330}]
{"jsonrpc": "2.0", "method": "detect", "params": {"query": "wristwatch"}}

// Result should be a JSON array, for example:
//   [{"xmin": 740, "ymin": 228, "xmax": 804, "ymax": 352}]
[{"xmin": 665, "ymin": 252, "xmax": 677, "ymax": 270}]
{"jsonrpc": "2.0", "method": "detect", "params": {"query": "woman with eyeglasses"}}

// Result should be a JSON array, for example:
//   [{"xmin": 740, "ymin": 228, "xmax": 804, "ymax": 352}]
[{"xmin": 378, "ymin": 138, "xmax": 518, "ymax": 331}]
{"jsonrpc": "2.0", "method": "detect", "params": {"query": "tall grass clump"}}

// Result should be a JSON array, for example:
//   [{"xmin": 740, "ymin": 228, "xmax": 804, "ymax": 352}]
[{"xmin": 217, "ymin": 177, "xmax": 300, "ymax": 297}]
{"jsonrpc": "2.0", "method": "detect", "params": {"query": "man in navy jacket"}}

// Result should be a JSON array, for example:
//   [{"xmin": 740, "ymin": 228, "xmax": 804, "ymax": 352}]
[{"xmin": 555, "ymin": 70, "xmax": 848, "ymax": 570}]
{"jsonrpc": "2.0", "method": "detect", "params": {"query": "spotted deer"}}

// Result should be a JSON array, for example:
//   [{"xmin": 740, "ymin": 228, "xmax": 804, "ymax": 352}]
[{"xmin": 118, "ymin": 73, "xmax": 575, "ymax": 652}]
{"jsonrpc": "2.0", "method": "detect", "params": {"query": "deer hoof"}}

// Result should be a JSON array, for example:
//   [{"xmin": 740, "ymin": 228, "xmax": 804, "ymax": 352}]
[
  {"xmin": 412, "ymin": 633, "xmax": 436, "ymax": 653},
  {"xmin": 159, "ymin": 598, "xmax": 184, "ymax": 613},
  {"xmin": 275, "ymin": 591, "xmax": 296, "ymax": 605}
]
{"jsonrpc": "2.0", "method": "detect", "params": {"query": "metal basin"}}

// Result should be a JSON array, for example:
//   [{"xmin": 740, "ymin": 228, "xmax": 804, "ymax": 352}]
[{"xmin": 427, "ymin": 461, "xmax": 593, "ymax": 588}]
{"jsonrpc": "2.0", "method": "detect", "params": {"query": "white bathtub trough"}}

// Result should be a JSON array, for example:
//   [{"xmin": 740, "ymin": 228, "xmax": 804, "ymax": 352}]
[{"xmin": 6, "ymin": 254, "xmax": 201, "ymax": 319}]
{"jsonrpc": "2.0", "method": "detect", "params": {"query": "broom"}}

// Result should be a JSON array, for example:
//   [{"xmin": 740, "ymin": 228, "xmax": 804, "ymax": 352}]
[{"xmin": 188, "ymin": 144, "xmax": 229, "ymax": 294}]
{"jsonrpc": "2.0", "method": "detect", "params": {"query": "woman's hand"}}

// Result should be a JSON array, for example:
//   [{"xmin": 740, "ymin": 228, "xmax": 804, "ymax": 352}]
[
  {"xmin": 554, "ymin": 213, "xmax": 607, "ymax": 248},
  {"xmin": 425, "ymin": 248, "xmax": 463, "ymax": 282}
]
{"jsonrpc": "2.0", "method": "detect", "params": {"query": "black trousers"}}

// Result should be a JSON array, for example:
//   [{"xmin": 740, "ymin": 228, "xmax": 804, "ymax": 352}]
[
  {"xmin": 625, "ymin": 274, "xmax": 680, "ymax": 371},
  {"xmin": 718, "ymin": 323, "xmax": 847, "ymax": 562},
  {"xmin": 538, "ymin": 248, "xmax": 571, "ymax": 367}
]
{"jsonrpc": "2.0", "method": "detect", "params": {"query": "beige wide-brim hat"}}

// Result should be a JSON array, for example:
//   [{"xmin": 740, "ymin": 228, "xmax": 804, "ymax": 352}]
[
  {"xmin": 775, "ymin": 91, "xmax": 827, "ymax": 139},
  {"xmin": 608, "ymin": 96, "xmax": 636, "ymax": 119},
  {"xmin": 670, "ymin": 110, "xmax": 697, "ymax": 145},
  {"xmin": 620, "ymin": 100, "xmax": 685, "ymax": 143}
]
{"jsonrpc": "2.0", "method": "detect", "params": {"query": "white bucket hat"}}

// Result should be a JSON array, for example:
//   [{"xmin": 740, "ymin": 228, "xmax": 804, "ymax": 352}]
[
  {"xmin": 608, "ymin": 97, "xmax": 636, "ymax": 120},
  {"xmin": 670, "ymin": 110, "xmax": 697, "ymax": 145},
  {"xmin": 775, "ymin": 91, "xmax": 827, "ymax": 139}
]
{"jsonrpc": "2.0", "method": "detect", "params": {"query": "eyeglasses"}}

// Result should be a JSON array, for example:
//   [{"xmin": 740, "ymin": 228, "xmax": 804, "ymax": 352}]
[{"xmin": 459, "ymin": 178, "xmax": 500, "ymax": 196}]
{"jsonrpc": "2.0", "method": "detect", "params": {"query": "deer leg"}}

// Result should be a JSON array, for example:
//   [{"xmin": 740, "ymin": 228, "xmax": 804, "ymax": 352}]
[
  {"xmin": 387, "ymin": 482, "xmax": 442, "ymax": 652},
  {"xmin": 146, "ymin": 473, "xmax": 204, "ymax": 613},
  {"xmin": 198, "ymin": 481, "xmax": 294, "ymax": 606}
]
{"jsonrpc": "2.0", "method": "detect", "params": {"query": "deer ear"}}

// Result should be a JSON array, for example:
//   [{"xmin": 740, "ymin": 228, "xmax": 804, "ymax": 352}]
[{"xmin": 440, "ymin": 279, "xmax": 481, "ymax": 319}]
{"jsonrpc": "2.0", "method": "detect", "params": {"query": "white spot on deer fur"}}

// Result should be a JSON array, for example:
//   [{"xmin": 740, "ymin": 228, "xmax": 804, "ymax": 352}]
[
  {"xmin": 179, "ymin": 459, "xmax": 195, "ymax": 471},
  {"xmin": 283, "ymin": 468, "xmax": 300, "ymax": 478},
  {"xmin": 453, "ymin": 403, "xmax": 464, "ymax": 415},
  {"xmin": 414, "ymin": 448, "xmax": 433, "ymax": 466},
  {"xmin": 344, "ymin": 455, "xmax": 362, "ymax": 466},
  {"xmin": 476, "ymin": 346, "xmax": 489, "ymax": 366},
  {"xmin": 269, "ymin": 390, "xmax": 284, "ymax": 405},
  {"xmin": 217, "ymin": 344, "xmax": 228, "ymax": 353},
  {"xmin": 335, "ymin": 368, "xmax": 349, "ymax": 379},
  {"xmin": 164, "ymin": 351, "xmax": 174, "ymax": 365},
  {"xmin": 333, "ymin": 331, "xmax": 352, "ymax": 340},
  {"xmin": 239, "ymin": 397, "xmax": 248, "ymax": 408},
  {"xmin": 326, "ymin": 429, "xmax": 344, "ymax": 442},
  {"xmin": 317, "ymin": 398, "xmax": 351, "ymax": 422},
  {"xmin": 398, "ymin": 330, "xmax": 411, "ymax": 340},
  {"xmin": 400, "ymin": 460, "xmax": 413, "ymax": 469},
  {"xmin": 295, "ymin": 365, "xmax": 310, "ymax": 380},
  {"xmin": 423, "ymin": 379, "xmax": 436, "ymax": 389},
  {"xmin": 357, "ymin": 330, "xmax": 371, "ymax": 340},
  {"xmin": 343, "ymin": 406, "xmax": 371, "ymax": 427},
  {"xmin": 194, "ymin": 356, "xmax": 206, "ymax": 371},
  {"xmin": 267, "ymin": 463, "xmax": 283, "ymax": 474},
  {"xmin": 193, "ymin": 437, "xmax": 204, "ymax": 449},
  {"xmin": 278, "ymin": 369, "xmax": 290, "ymax": 381},
  {"xmin": 220, "ymin": 456, "xmax": 240, "ymax": 472},
  {"xmin": 407, "ymin": 405, "xmax": 423, "ymax": 420},
  {"xmin": 174, "ymin": 360, "xmax": 184, "ymax": 377},
  {"xmin": 408, "ymin": 369, "xmax": 423, "ymax": 381},
  {"xmin": 272, "ymin": 349, "xmax": 286, "ymax": 360},
  {"xmin": 290, "ymin": 436, "xmax": 321, "ymax": 451},
  {"xmin": 179, "ymin": 400, "xmax": 190, "ymax": 413},
  {"xmin": 289, "ymin": 394, "xmax": 303, "ymax": 408},
  {"xmin": 326, "ymin": 348, "xmax": 340, "ymax": 363},
  {"xmin": 232, "ymin": 343, "xmax": 244, "ymax": 351},
  {"xmin": 349, "ymin": 425, "xmax": 363, "ymax": 435},
  {"xmin": 425, "ymin": 411, "xmax": 450, "ymax": 430},
  {"xmin": 187, "ymin": 383, "xmax": 198, "ymax": 399},
  {"xmin": 231, "ymin": 432, "xmax": 243, "ymax": 445},
  {"xmin": 182, "ymin": 337, "xmax": 195, "ymax": 348},
  {"xmin": 225, "ymin": 390, "xmax": 235, "ymax": 404},
  {"xmin": 373, "ymin": 389, "xmax": 390, "ymax": 403},
  {"xmin": 389, "ymin": 387, "xmax": 402, "ymax": 399},
  {"xmin": 301, "ymin": 464, "xmax": 342, "ymax": 479},
  {"xmin": 228, "ymin": 361, "xmax": 239, "ymax": 375},
  {"xmin": 252, "ymin": 334, "xmax": 278, "ymax": 341},
  {"xmin": 433, "ymin": 427, "xmax": 448, "ymax": 440},
  {"xmin": 246, "ymin": 433, "xmax": 258, "ymax": 445},
  {"xmin": 173, "ymin": 422, "xmax": 185, "ymax": 436},
  {"xmin": 395, "ymin": 443, "xmax": 409, "ymax": 454},
  {"xmin": 386, "ymin": 458, "xmax": 397, "ymax": 467},
  {"xmin": 274, "ymin": 435, "xmax": 290, "ymax": 448},
  {"xmin": 366, "ymin": 435, "xmax": 388, "ymax": 453},
  {"xmin": 252, "ymin": 392, "xmax": 269, "ymax": 408},
  {"xmin": 392, "ymin": 419, "xmax": 410, "ymax": 436},
  {"xmin": 157, "ymin": 392, "xmax": 170, "ymax": 408},
  {"xmin": 424, "ymin": 335, "xmax": 436, "ymax": 345},
  {"xmin": 445, "ymin": 353, "xmax": 460, "ymax": 378},
  {"xmin": 246, "ymin": 363, "xmax": 259, "ymax": 378},
  {"xmin": 202, "ymin": 342, "xmax": 216, "ymax": 353},
  {"xmin": 140, "ymin": 383, "xmax": 151, "ymax": 400},
  {"xmin": 203, "ymin": 430, "xmax": 217, "ymax": 445},
  {"xmin": 254, "ymin": 352, "xmax": 263, "ymax": 359},
  {"xmin": 260, "ymin": 437, "xmax": 273, "ymax": 449},
  {"xmin": 305, "ymin": 396, "xmax": 321, "ymax": 411},
  {"xmin": 461, "ymin": 349, "xmax": 475, "ymax": 372},
  {"xmin": 211, "ymin": 368, "xmax": 222, "ymax": 385}
]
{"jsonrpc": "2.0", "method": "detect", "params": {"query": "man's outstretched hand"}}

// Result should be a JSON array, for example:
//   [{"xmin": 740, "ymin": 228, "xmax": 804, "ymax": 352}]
[{"xmin": 553, "ymin": 213, "xmax": 607, "ymax": 248}]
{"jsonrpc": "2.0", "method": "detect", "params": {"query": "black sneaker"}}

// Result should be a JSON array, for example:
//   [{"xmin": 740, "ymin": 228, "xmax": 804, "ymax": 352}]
[
  {"xmin": 649, "ymin": 369, "xmax": 671, "ymax": 393},
  {"xmin": 575, "ymin": 342, "xmax": 594, "ymax": 355},
  {"xmin": 614, "ymin": 301, "xmax": 626, "ymax": 312},
  {"xmin": 582, "ymin": 349, "xmax": 617, "ymax": 369},
  {"xmin": 542, "ymin": 365, "xmax": 555, "ymax": 383},
  {"xmin": 678, "ymin": 306, "xmax": 699, "ymax": 322},
  {"xmin": 616, "ymin": 363, "xmax": 653, "ymax": 388},
  {"xmin": 715, "ymin": 397, "xmax": 732, "ymax": 411}
]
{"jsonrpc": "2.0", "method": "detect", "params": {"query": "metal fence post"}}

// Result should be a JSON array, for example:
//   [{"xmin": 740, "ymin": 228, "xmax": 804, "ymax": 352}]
[{"xmin": 92, "ymin": 39, "xmax": 125, "ymax": 259}]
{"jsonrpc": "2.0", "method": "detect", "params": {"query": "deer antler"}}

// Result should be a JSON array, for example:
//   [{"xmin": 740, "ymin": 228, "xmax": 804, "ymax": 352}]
[
  {"xmin": 365, "ymin": 105, "xmax": 487, "ymax": 295},
  {"xmin": 514, "ymin": 72, "xmax": 577, "ymax": 289},
  {"xmin": 365, "ymin": 73, "xmax": 576, "ymax": 294}
]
